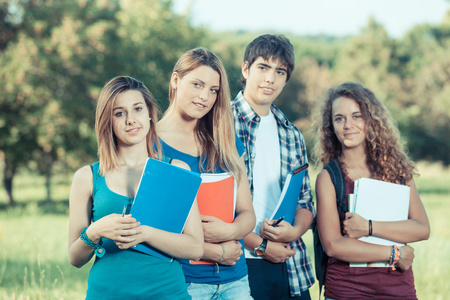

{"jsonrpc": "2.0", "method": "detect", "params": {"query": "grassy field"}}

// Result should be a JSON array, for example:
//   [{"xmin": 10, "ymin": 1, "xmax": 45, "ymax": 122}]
[{"xmin": 0, "ymin": 161, "xmax": 449, "ymax": 299}]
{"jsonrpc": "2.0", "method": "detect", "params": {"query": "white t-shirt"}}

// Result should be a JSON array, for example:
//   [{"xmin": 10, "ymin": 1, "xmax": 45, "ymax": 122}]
[{"xmin": 245, "ymin": 111, "xmax": 281, "ymax": 259}]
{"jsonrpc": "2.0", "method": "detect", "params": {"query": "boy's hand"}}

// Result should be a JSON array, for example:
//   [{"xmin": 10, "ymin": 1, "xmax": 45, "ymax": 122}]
[
  {"xmin": 262, "ymin": 240, "xmax": 295, "ymax": 263},
  {"xmin": 259, "ymin": 218, "xmax": 295, "ymax": 243}
]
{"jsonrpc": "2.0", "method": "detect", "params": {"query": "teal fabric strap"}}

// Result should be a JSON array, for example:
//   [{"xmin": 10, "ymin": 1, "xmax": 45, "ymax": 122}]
[{"xmin": 80, "ymin": 227, "xmax": 105, "ymax": 258}]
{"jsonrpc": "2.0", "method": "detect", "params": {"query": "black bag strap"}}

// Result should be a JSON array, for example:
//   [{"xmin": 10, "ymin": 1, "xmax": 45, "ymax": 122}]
[
  {"xmin": 314, "ymin": 159, "xmax": 347, "ymax": 297},
  {"xmin": 324, "ymin": 159, "xmax": 348, "ymax": 216}
]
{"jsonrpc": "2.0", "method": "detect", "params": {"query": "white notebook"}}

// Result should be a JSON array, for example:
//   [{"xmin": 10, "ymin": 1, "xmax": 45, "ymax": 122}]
[{"xmin": 349, "ymin": 177, "xmax": 410, "ymax": 267}]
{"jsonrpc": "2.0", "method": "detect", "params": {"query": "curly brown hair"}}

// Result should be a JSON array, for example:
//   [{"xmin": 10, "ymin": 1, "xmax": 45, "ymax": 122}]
[{"xmin": 316, "ymin": 82, "xmax": 416, "ymax": 183}]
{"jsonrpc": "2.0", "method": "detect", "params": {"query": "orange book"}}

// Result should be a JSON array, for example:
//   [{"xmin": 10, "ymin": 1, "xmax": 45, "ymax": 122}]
[{"xmin": 190, "ymin": 173, "xmax": 236, "ymax": 265}]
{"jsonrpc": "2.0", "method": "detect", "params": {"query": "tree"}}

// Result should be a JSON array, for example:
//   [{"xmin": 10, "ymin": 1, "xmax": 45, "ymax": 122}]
[
  {"xmin": 0, "ymin": 34, "xmax": 41, "ymax": 205},
  {"xmin": 110, "ymin": 0, "xmax": 207, "ymax": 110},
  {"xmin": 332, "ymin": 17, "xmax": 406, "ymax": 108},
  {"xmin": 0, "ymin": 0, "xmax": 116, "ymax": 203},
  {"xmin": 0, "ymin": 0, "xmax": 207, "ymax": 205},
  {"xmin": 0, "ymin": 0, "xmax": 22, "ymax": 50},
  {"xmin": 29, "ymin": 1, "xmax": 118, "ymax": 201},
  {"xmin": 398, "ymin": 11, "xmax": 450, "ymax": 165}
]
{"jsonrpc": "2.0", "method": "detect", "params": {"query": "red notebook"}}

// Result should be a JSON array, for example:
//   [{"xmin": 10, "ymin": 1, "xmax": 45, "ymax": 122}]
[{"xmin": 191, "ymin": 173, "xmax": 236, "ymax": 265}]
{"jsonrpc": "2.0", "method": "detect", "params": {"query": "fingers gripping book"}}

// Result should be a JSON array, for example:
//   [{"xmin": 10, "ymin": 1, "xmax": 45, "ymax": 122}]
[{"xmin": 129, "ymin": 158, "xmax": 202, "ymax": 262}]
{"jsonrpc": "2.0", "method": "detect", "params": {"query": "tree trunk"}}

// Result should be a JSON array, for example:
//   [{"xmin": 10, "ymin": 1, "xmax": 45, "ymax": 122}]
[
  {"xmin": 3, "ymin": 162, "xmax": 15, "ymax": 206},
  {"xmin": 45, "ymin": 166, "xmax": 52, "ymax": 203},
  {"xmin": 45, "ymin": 155, "xmax": 53, "ymax": 203}
]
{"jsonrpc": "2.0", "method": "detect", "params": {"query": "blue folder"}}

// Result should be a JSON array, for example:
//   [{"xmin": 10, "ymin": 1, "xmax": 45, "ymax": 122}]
[
  {"xmin": 270, "ymin": 164, "xmax": 309, "ymax": 224},
  {"xmin": 129, "ymin": 158, "xmax": 202, "ymax": 261}
]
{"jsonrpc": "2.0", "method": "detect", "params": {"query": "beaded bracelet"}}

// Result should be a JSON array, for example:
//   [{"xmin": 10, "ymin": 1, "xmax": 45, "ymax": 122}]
[
  {"xmin": 80, "ymin": 227, "xmax": 105, "ymax": 258},
  {"xmin": 389, "ymin": 245, "xmax": 400, "ymax": 270},
  {"xmin": 389, "ymin": 246, "xmax": 394, "ymax": 265}
]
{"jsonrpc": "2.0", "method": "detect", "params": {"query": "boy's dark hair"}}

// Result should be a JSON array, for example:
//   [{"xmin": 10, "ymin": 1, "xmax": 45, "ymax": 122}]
[{"xmin": 241, "ymin": 34, "xmax": 295, "ymax": 86}]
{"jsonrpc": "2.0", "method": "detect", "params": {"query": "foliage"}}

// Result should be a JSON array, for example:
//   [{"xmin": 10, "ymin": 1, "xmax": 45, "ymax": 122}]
[
  {"xmin": 0, "ymin": 0, "xmax": 205, "ymax": 204},
  {"xmin": 397, "ymin": 12, "xmax": 450, "ymax": 165},
  {"xmin": 112, "ymin": 0, "xmax": 207, "ymax": 110},
  {"xmin": 0, "ymin": 32, "xmax": 41, "ymax": 204},
  {"xmin": 1, "ymin": 2, "xmax": 450, "ymax": 206},
  {"xmin": 0, "ymin": 0, "xmax": 116, "ymax": 203}
]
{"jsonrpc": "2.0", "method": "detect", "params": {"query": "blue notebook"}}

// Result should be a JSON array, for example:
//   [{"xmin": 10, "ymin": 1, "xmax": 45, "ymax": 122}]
[
  {"xmin": 129, "ymin": 158, "xmax": 202, "ymax": 261},
  {"xmin": 269, "ymin": 164, "xmax": 309, "ymax": 224}
]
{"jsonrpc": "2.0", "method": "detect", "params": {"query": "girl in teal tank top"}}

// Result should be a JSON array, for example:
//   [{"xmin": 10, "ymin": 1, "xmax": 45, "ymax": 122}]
[{"xmin": 68, "ymin": 76, "xmax": 204, "ymax": 299}]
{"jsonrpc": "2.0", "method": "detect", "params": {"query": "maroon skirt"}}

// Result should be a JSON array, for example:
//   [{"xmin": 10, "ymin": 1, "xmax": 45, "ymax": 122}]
[{"xmin": 324, "ymin": 257, "xmax": 417, "ymax": 300}]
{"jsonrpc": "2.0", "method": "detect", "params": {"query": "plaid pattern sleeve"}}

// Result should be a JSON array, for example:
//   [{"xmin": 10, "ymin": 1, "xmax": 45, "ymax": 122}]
[
  {"xmin": 271, "ymin": 102, "xmax": 316, "ymax": 296},
  {"xmin": 232, "ymin": 92, "xmax": 315, "ymax": 296}
]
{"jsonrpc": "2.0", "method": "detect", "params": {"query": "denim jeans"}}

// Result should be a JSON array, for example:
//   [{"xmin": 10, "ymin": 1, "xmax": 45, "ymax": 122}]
[{"xmin": 186, "ymin": 275, "xmax": 253, "ymax": 300}]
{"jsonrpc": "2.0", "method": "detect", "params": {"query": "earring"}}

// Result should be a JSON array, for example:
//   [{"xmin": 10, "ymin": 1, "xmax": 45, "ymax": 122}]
[{"xmin": 149, "ymin": 117, "xmax": 152, "ymax": 121}]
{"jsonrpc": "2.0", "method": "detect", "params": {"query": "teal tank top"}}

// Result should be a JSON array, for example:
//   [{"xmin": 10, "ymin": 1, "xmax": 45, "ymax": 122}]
[{"xmin": 85, "ymin": 160, "xmax": 189, "ymax": 300}]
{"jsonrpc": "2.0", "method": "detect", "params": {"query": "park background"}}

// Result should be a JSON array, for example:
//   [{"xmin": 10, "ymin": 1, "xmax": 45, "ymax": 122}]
[{"xmin": 0, "ymin": 0, "xmax": 449, "ymax": 299}]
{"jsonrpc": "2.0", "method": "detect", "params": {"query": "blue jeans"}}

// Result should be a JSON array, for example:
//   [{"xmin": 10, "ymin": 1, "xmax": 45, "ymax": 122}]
[{"xmin": 186, "ymin": 275, "xmax": 253, "ymax": 300}]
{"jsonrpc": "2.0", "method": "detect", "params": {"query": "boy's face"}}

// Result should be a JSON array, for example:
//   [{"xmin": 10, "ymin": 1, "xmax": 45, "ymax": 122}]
[{"xmin": 242, "ymin": 56, "xmax": 287, "ymax": 116}]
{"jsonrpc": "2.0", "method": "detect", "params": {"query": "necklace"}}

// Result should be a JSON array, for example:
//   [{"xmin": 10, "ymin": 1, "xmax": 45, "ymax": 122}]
[{"xmin": 347, "ymin": 163, "xmax": 364, "ymax": 179}]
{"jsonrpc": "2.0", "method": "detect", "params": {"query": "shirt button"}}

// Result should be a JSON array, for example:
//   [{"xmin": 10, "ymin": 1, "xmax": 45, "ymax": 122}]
[
  {"xmin": 255, "ymin": 117, "xmax": 260, "ymax": 121},
  {"xmin": 251, "ymin": 153, "xmax": 256, "ymax": 158}
]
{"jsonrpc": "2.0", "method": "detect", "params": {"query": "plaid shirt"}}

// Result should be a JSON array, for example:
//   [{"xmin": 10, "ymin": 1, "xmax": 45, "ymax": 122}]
[{"xmin": 232, "ymin": 91, "xmax": 315, "ymax": 296}]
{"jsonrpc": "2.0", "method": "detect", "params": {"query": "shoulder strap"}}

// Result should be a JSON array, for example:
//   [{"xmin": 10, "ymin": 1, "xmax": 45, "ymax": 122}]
[
  {"xmin": 324, "ymin": 159, "xmax": 348, "ymax": 215},
  {"xmin": 90, "ymin": 162, "xmax": 100, "ymax": 182},
  {"xmin": 90, "ymin": 162, "xmax": 101, "ymax": 199},
  {"xmin": 314, "ymin": 159, "xmax": 348, "ymax": 297}
]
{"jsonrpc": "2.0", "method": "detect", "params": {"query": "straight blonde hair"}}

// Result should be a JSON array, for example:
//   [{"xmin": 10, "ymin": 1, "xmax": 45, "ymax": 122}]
[
  {"xmin": 167, "ymin": 48, "xmax": 244, "ymax": 182},
  {"xmin": 95, "ymin": 76, "xmax": 161, "ymax": 175}
]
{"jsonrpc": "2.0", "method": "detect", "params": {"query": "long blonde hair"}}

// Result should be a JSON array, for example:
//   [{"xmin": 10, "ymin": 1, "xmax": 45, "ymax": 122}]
[
  {"xmin": 95, "ymin": 76, "xmax": 161, "ymax": 175},
  {"xmin": 316, "ymin": 82, "xmax": 416, "ymax": 183},
  {"xmin": 167, "ymin": 47, "xmax": 244, "ymax": 181}
]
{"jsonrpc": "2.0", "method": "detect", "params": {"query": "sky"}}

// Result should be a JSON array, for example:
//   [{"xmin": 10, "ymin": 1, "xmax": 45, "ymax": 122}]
[{"xmin": 172, "ymin": 0, "xmax": 449, "ymax": 38}]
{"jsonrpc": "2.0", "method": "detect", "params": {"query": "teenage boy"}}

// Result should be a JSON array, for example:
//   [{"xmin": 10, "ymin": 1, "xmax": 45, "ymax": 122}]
[{"xmin": 231, "ymin": 34, "xmax": 315, "ymax": 300}]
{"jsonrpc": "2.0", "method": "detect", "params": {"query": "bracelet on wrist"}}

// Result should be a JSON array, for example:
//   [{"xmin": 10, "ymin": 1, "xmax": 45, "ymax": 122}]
[
  {"xmin": 80, "ymin": 227, "xmax": 105, "ymax": 258},
  {"xmin": 217, "ymin": 243, "xmax": 226, "ymax": 263},
  {"xmin": 389, "ymin": 245, "xmax": 400, "ymax": 270}
]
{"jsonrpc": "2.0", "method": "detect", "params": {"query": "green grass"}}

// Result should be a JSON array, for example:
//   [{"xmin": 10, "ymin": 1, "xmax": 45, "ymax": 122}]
[
  {"xmin": 0, "ymin": 162, "xmax": 449, "ymax": 299},
  {"xmin": 0, "ymin": 171, "xmax": 91, "ymax": 300}
]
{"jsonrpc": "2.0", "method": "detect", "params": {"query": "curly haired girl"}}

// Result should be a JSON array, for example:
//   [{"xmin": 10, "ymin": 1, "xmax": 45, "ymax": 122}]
[{"xmin": 315, "ymin": 82, "xmax": 429, "ymax": 300}]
